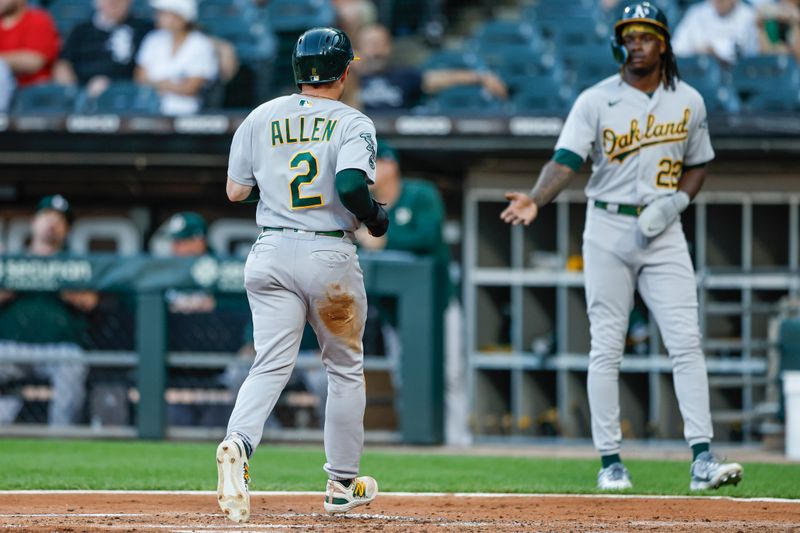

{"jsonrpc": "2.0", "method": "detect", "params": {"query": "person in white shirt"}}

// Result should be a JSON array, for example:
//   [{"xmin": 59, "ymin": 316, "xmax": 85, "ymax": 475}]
[
  {"xmin": 672, "ymin": 0, "xmax": 760, "ymax": 65},
  {"xmin": 134, "ymin": 0, "xmax": 218, "ymax": 115}
]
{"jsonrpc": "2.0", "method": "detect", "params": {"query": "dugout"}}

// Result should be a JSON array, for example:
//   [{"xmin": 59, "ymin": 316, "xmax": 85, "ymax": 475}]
[{"xmin": 0, "ymin": 111, "xmax": 798, "ymax": 446}]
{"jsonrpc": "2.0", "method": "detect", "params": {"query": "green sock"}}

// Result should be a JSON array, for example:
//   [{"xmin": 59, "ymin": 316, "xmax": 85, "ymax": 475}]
[
  {"xmin": 692, "ymin": 442, "xmax": 710, "ymax": 461},
  {"xmin": 601, "ymin": 454, "xmax": 622, "ymax": 468},
  {"xmin": 338, "ymin": 478, "xmax": 352, "ymax": 488}
]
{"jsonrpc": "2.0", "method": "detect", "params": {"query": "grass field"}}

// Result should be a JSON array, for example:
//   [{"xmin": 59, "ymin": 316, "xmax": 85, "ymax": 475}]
[{"xmin": 0, "ymin": 439, "xmax": 797, "ymax": 499}]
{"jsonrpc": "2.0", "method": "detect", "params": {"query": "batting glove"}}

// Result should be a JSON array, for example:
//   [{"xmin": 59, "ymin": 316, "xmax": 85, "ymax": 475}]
[
  {"xmin": 361, "ymin": 201, "xmax": 389, "ymax": 237},
  {"xmin": 637, "ymin": 191, "xmax": 690, "ymax": 238}
]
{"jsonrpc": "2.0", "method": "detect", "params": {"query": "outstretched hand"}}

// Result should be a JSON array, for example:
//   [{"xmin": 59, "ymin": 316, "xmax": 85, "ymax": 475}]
[{"xmin": 500, "ymin": 192, "xmax": 539, "ymax": 226}]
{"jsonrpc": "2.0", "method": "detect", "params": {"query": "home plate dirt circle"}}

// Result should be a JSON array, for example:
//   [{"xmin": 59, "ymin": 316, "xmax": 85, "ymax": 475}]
[{"xmin": 1, "ymin": 491, "xmax": 798, "ymax": 531}]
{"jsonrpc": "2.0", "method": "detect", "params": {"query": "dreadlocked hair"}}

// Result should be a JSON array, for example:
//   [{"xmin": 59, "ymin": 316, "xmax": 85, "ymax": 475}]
[{"xmin": 661, "ymin": 41, "xmax": 680, "ymax": 90}]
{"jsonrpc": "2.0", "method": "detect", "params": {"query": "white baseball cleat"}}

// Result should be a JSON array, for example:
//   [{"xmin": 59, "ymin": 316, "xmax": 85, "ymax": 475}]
[
  {"xmin": 216, "ymin": 438, "xmax": 250, "ymax": 523},
  {"xmin": 597, "ymin": 462, "xmax": 633, "ymax": 490},
  {"xmin": 690, "ymin": 451, "xmax": 743, "ymax": 491},
  {"xmin": 323, "ymin": 476, "xmax": 378, "ymax": 514}
]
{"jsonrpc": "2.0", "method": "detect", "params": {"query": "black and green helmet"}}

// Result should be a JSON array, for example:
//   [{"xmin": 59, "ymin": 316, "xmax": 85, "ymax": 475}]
[
  {"xmin": 292, "ymin": 27, "xmax": 356, "ymax": 87},
  {"xmin": 611, "ymin": 2, "xmax": 671, "ymax": 64}
]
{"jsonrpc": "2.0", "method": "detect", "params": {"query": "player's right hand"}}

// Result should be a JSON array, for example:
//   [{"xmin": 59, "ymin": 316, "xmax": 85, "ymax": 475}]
[
  {"xmin": 501, "ymin": 192, "xmax": 538, "ymax": 226},
  {"xmin": 363, "ymin": 202, "xmax": 389, "ymax": 237}
]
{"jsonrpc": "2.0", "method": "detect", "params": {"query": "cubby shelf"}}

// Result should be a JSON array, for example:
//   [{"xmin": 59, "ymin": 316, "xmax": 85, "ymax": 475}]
[{"xmin": 464, "ymin": 186, "xmax": 800, "ymax": 444}]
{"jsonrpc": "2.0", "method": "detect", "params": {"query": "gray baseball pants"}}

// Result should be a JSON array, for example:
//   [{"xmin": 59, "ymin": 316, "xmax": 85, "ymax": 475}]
[
  {"xmin": 226, "ymin": 229, "xmax": 367, "ymax": 480},
  {"xmin": 583, "ymin": 206, "xmax": 713, "ymax": 456}
]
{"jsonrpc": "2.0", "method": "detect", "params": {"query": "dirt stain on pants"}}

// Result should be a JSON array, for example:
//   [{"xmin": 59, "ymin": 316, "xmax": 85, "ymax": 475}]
[{"xmin": 315, "ymin": 284, "xmax": 362, "ymax": 353}]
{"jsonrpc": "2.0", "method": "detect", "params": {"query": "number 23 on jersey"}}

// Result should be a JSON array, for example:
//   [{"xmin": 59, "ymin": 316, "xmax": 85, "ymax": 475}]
[
  {"xmin": 656, "ymin": 157, "xmax": 682, "ymax": 189},
  {"xmin": 289, "ymin": 151, "xmax": 323, "ymax": 210}
]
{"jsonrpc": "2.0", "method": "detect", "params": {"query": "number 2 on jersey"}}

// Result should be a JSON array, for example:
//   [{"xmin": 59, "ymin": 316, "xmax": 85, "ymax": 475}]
[
  {"xmin": 290, "ymin": 151, "xmax": 323, "ymax": 210},
  {"xmin": 655, "ymin": 158, "xmax": 682, "ymax": 189}
]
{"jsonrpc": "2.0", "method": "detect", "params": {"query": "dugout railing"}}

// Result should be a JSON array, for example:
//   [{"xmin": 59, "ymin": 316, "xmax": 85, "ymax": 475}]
[{"xmin": 0, "ymin": 253, "xmax": 443, "ymax": 444}]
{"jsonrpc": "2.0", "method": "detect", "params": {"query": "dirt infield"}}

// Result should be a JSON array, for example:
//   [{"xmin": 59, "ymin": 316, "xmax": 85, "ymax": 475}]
[{"xmin": 1, "ymin": 492, "xmax": 799, "ymax": 532}]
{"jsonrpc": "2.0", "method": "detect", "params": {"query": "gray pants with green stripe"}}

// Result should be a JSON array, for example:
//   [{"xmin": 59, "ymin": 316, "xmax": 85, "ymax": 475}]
[
  {"xmin": 583, "ymin": 206, "xmax": 713, "ymax": 456},
  {"xmin": 226, "ymin": 229, "xmax": 367, "ymax": 480}
]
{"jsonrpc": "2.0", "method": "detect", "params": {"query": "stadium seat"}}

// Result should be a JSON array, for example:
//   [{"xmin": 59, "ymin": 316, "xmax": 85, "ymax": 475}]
[
  {"xmin": 732, "ymin": 55, "xmax": 800, "ymax": 101},
  {"xmin": 421, "ymin": 85, "xmax": 504, "ymax": 115},
  {"xmin": 130, "ymin": 0, "xmax": 153, "ymax": 19},
  {"xmin": 11, "ymin": 83, "xmax": 79, "ymax": 114},
  {"xmin": 471, "ymin": 20, "xmax": 543, "ymax": 50},
  {"xmin": 208, "ymin": 219, "xmax": 260, "ymax": 258},
  {"xmin": 551, "ymin": 16, "xmax": 611, "ymax": 54},
  {"xmin": 744, "ymin": 90, "xmax": 800, "ymax": 112},
  {"xmin": 264, "ymin": 0, "xmax": 335, "ymax": 33},
  {"xmin": 76, "ymin": 83, "xmax": 160, "ymax": 115},
  {"xmin": 481, "ymin": 44, "xmax": 561, "ymax": 93},
  {"xmin": 70, "ymin": 217, "xmax": 142, "ymax": 255},
  {"xmin": 677, "ymin": 55, "xmax": 722, "ymax": 85},
  {"xmin": 48, "ymin": 0, "xmax": 92, "ymax": 39},
  {"xmin": 509, "ymin": 82, "xmax": 566, "ymax": 115},
  {"xmin": 561, "ymin": 47, "xmax": 619, "ymax": 93},
  {"xmin": 685, "ymin": 75, "xmax": 740, "ymax": 113},
  {"xmin": 421, "ymin": 50, "xmax": 485, "ymax": 72}
]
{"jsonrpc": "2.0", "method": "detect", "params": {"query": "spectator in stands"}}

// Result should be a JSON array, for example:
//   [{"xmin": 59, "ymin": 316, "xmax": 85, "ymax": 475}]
[
  {"xmin": 672, "ymin": 0, "xmax": 760, "ymax": 65},
  {"xmin": 334, "ymin": 0, "xmax": 376, "ymax": 43},
  {"xmin": 757, "ymin": 0, "xmax": 800, "ymax": 61},
  {"xmin": 0, "ymin": 0, "xmax": 60, "ymax": 87},
  {"xmin": 0, "ymin": 195, "xmax": 98, "ymax": 426},
  {"xmin": 353, "ymin": 24, "xmax": 507, "ymax": 112},
  {"xmin": 134, "ymin": 0, "xmax": 218, "ymax": 115},
  {"xmin": 53, "ymin": 0, "xmax": 152, "ymax": 98}
]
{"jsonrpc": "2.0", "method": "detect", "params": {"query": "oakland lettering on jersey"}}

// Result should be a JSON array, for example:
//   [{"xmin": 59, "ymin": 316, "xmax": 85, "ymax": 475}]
[
  {"xmin": 603, "ymin": 108, "xmax": 691, "ymax": 162},
  {"xmin": 271, "ymin": 117, "xmax": 338, "ymax": 146}
]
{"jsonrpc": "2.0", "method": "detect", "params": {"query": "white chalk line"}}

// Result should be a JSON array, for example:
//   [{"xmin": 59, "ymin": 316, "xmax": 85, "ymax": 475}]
[{"xmin": 0, "ymin": 490, "xmax": 798, "ymax": 504}]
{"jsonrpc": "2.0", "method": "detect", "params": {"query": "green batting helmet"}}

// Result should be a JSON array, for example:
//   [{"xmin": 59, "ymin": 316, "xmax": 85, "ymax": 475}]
[
  {"xmin": 292, "ymin": 27, "xmax": 356, "ymax": 87},
  {"xmin": 611, "ymin": 2, "xmax": 671, "ymax": 64}
]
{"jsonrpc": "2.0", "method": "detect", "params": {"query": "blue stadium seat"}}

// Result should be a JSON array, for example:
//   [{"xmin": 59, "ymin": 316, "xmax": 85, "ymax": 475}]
[
  {"xmin": 732, "ymin": 55, "xmax": 800, "ymax": 100},
  {"xmin": 684, "ymin": 75, "xmax": 740, "ymax": 113},
  {"xmin": 48, "ymin": 0, "xmax": 92, "ymax": 39},
  {"xmin": 11, "ymin": 83, "xmax": 78, "ymax": 114},
  {"xmin": 551, "ymin": 16, "xmax": 611, "ymax": 52},
  {"xmin": 677, "ymin": 55, "xmax": 722, "ymax": 85},
  {"xmin": 744, "ymin": 89, "xmax": 800, "ymax": 112},
  {"xmin": 481, "ymin": 44, "xmax": 561, "ymax": 91},
  {"xmin": 130, "ymin": 0, "xmax": 153, "ymax": 19},
  {"xmin": 265, "ymin": 0, "xmax": 335, "ymax": 33},
  {"xmin": 76, "ymin": 83, "xmax": 160, "ymax": 115},
  {"xmin": 561, "ymin": 46, "xmax": 619, "ymax": 93},
  {"xmin": 471, "ymin": 20, "xmax": 543, "ymax": 50},
  {"xmin": 509, "ymin": 80, "xmax": 567, "ymax": 115},
  {"xmin": 422, "ymin": 85, "xmax": 504, "ymax": 115},
  {"xmin": 421, "ymin": 50, "xmax": 485, "ymax": 72}
]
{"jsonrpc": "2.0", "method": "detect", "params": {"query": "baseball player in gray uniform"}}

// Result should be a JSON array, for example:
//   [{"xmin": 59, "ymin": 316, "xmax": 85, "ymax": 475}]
[
  {"xmin": 216, "ymin": 27, "xmax": 388, "ymax": 523},
  {"xmin": 502, "ymin": 2, "xmax": 743, "ymax": 491}
]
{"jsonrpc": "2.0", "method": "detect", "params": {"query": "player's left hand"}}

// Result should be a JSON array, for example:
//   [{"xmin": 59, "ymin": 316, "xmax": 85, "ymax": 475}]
[
  {"xmin": 637, "ymin": 191, "xmax": 690, "ymax": 238},
  {"xmin": 501, "ymin": 192, "xmax": 538, "ymax": 225}
]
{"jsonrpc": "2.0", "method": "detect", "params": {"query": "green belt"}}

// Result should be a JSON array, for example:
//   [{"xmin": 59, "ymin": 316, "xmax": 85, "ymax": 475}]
[
  {"xmin": 593, "ymin": 200, "xmax": 644, "ymax": 217},
  {"xmin": 262, "ymin": 226, "xmax": 345, "ymax": 238}
]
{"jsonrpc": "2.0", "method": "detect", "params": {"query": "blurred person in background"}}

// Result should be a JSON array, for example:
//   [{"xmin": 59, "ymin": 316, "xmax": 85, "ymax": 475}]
[
  {"xmin": 672, "ymin": 0, "xmax": 759, "ymax": 65},
  {"xmin": 757, "ymin": 0, "xmax": 800, "ymax": 61},
  {"xmin": 334, "ymin": 0, "xmax": 376, "ymax": 42},
  {"xmin": 353, "ymin": 24, "xmax": 507, "ymax": 112},
  {"xmin": 0, "ymin": 0, "xmax": 60, "ymax": 88},
  {"xmin": 53, "ymin": 0, "xmax": 152, "ymax": 98},
  {"xmin": 0, "ymin": 195, "xmax": 98, "ymax": 426},
  {"xmin": 164, "ymin": 211, "xmax": 215, "ymax": 314},
  {"xmin": 134, "ymin": 0, "xmax": 218, "ymax": 115}
]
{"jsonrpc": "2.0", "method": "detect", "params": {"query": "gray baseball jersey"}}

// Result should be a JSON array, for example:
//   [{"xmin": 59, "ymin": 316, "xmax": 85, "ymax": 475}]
[
  {"xmin": 556, "ymin": 74, "xmax": 714, "ymax": 205},
  {"xmin": 559, "ymin": 75, "xmax": 715, "ymax": 457},
  {"xmin": 228, "ymin": 94, "xmax": 377, "ymax": 232},
  {"xmin": 224, "ymin": 93, "xmax": 374, "ymax": 482}
]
